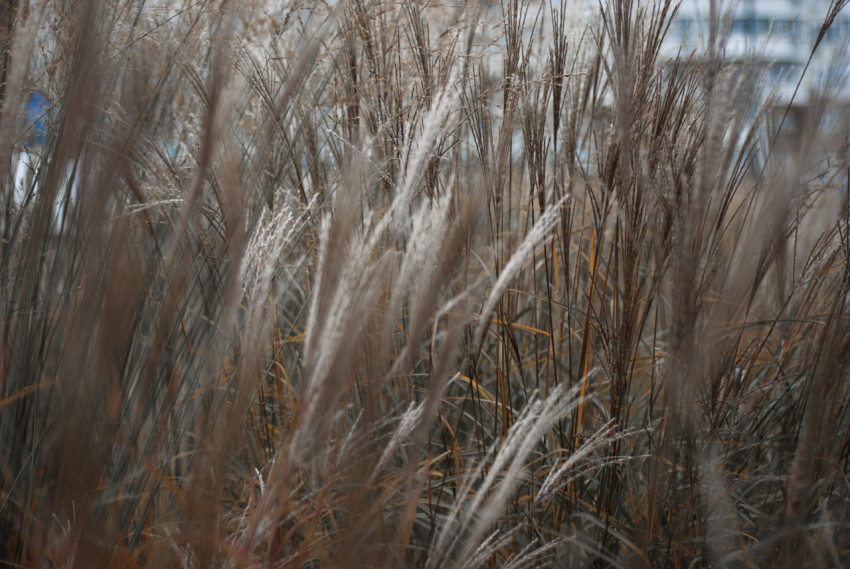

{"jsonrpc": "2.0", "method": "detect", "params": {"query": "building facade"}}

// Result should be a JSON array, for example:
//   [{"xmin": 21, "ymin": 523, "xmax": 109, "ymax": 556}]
[{"xmin": 662, "ymin": 0, "xmax": 850, "ymax": 105}]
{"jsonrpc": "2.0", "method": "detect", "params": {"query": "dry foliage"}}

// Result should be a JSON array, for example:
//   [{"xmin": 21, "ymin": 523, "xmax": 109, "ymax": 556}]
[{"xmin": 1, "ymin": 0, "xmax": 849, "ymax": 567}]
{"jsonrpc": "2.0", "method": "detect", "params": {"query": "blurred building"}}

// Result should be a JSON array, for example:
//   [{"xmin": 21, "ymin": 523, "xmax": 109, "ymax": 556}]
[{"xmin": 661, "ymin": 0, "xmax": 850, "ymax": 106}]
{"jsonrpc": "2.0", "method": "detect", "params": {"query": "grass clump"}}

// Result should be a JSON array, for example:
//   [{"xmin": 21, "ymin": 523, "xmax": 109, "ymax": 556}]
[{"xmin": 1, "ymin": 0, "xmax": 849, "ymax": 567}]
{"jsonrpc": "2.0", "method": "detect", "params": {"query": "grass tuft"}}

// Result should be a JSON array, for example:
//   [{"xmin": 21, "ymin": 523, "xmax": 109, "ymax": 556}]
[{"xmin": 1, "ymin": 0, "xmax": 849, "ymax": 567}]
